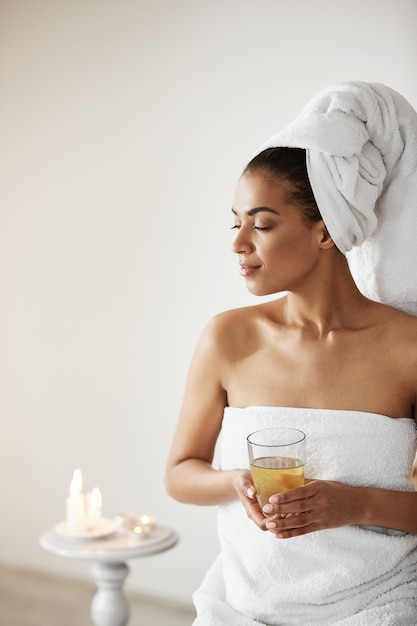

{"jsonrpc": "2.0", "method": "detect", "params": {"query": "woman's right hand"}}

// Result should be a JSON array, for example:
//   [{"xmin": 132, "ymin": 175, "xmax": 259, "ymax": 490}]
[{"xmin": 232, "ymin": 469, "xmax": 268, "ymax": 530}]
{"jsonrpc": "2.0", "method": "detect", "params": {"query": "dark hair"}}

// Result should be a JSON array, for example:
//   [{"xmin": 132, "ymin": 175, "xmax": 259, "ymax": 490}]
[{"xmin": 243, "ymin": 147, "xmax": 322, "ymax": 224}]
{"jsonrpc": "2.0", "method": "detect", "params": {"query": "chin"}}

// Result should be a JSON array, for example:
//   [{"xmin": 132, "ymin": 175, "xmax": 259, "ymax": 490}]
[{"xmin": 246, "ymin": 285, "xmax": 279, "ymax": 297}]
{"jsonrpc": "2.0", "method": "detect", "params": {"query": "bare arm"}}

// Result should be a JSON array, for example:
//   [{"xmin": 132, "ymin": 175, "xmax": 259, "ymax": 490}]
[
  {"xmin": 358, "ymin": 486, "xmax": 417, "ymax": 534},
  {"xmin": 260, "ymin": 478, "xmax": 417, "ymax": 538},
  {"xmin": 165, "ymin": 316, "xmax": 253, "ymax": 506}
]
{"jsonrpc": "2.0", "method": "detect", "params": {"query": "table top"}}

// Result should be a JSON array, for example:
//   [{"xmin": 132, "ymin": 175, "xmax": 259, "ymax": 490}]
[{"xmin": 39, "ymin": 525, "xmax": 178, "ymax": 562}]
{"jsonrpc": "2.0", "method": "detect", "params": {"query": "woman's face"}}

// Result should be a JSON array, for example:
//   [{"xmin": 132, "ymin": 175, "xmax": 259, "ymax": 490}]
[{"xmin": 231, "ymin": 171, "xmax": 325, "ymax": 296}]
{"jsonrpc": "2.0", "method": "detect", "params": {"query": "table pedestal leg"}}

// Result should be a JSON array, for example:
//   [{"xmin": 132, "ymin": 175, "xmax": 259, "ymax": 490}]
[{"xmin": 90, "ymin": 561, "xmax": 130, "ymax": 626}]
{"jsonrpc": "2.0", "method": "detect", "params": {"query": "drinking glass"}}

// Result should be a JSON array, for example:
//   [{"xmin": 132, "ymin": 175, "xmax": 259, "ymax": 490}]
[{"xmin": 247, "ymin": 428, "xmax": 306, "ymax": 514}]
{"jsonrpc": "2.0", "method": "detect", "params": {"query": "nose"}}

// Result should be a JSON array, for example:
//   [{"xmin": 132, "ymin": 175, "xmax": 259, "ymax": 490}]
[{"xmin": 231, "ymin": 226, "xmax": 254, "ymax": 255}]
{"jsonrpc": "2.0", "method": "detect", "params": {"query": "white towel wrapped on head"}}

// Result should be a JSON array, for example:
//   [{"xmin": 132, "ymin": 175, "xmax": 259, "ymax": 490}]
[{"xmin": 258, "ymin": 81, "xmax": 417, "ymax": 315}]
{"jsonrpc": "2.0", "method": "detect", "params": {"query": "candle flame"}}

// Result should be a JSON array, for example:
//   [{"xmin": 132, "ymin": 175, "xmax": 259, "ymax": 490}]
[{"xmin": 70, "ymin": 468, "xmax": 83, "ymax": 496}]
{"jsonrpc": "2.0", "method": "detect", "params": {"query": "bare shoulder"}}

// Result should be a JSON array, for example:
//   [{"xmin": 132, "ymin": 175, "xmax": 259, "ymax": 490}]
[
  {"xmin": 377, "ymin": 303, "xmax": 417, "ymax": 361},
  {"xmin": 382, "ymin": 303, "xmax": 417, "ymax": 334},
  {"xmin": 206, "ymin": 299, "xmax": 282, "ymax": 336},
  {"xmin": 200, "ymin": 299, "xmax": 284, "ymax": 358}
]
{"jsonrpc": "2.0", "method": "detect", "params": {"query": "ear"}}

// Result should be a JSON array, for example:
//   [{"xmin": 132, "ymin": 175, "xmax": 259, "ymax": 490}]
[{"xmin": 317, "ymin": 221, "xmax": 335, "ymax": 250}]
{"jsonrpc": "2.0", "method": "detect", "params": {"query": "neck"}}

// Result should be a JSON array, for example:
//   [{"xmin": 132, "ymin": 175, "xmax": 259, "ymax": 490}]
[{"xmin": 281, "ymin": 252, "xmax": 372, "ymax": 336}]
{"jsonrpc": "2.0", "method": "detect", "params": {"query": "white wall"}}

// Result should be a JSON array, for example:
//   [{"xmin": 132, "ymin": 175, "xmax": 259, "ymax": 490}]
[{"xmin": 0, "ymin": 0, "xmax": 416, "ymax": 606}]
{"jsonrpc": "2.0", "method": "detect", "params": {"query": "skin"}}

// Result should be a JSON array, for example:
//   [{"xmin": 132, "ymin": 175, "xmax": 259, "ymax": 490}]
[{"xmin": 165, "ymin": 171, "xmax": 417, "ymax": 538}]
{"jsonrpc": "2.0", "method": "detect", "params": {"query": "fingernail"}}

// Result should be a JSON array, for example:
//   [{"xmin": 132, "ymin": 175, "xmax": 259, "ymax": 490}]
[
  {"xmin": 265, "ymin": 521, "xmax": 276, "ymax": 529},
  {"xmin": 263, "ymin": 504, "xmax": 273, "ymax": 514},
  {"xmin": 246, "ymin": 487, "xmax": 255, "ymax": 498},
  {"xmin": 269, "ymin": 495, "xmax": 280, "ymax": 503}
]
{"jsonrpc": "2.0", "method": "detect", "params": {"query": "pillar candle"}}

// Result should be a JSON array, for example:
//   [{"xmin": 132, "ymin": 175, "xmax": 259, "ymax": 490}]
[
  {"xmin": 86, "ymin": 487, "xmax": 102, "ymax": 526},
  {"xmin": 66, "ymin": 468, "xmax": 86, "ymax": 531}
]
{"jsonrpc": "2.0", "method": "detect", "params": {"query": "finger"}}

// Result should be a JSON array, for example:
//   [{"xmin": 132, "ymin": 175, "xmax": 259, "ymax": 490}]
[
  {"xmin": 272, "ymin": 512, "xmax": 309, "ymax": 527},
  {"xmin": 246, "ymin": 486, "xmax": 256, "ymax": 499},
  {"xmin": 240, "ymin": 493, "xmax": 269, "ymax": 529},
  {"xmin": 237, "ymin": 474, "xmax": 257, "ymax": 500},
  {"xmin": 269, "ymin": 481, "xmax": 318, "ymax": 505},
  {"xmin": 250, "ymin": 507, "xmax": 270, "ymax": 530},
  {"xmin": 274, "ymin": 524, "xmax": 319, "ymax": 539},
  {"xmin": 266, "ymin": 514, "xmax": 315, "ymax": 536},
  {"xmin": 277, "ymin": 500, "xmax": 315, "ymax": 516},
  {"xmin": 264, "ymin": 494, "xmax": 315, "ymax": 517}
]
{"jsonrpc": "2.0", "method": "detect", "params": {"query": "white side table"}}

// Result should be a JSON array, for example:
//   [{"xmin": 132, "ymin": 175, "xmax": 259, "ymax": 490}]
[{"xmin": 40, "ymin": 525, "xmax": 178, "ymax": 626}]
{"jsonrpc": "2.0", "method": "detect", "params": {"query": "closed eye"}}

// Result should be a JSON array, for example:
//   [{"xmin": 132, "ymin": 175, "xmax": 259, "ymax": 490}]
[{"xmin": 231, "ymin": 224, "xmax": 272, "ymax": 231}]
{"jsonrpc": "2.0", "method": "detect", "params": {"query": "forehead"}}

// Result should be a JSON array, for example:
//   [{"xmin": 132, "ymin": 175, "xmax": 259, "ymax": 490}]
[{"xmin": 233, "ymin": 172, "xmax": 297, "ymax": 214}]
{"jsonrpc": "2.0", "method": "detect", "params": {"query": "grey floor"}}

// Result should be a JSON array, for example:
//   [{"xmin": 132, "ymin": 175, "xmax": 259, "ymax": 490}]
[{"xmin": 0, "ymin": 565, "xmax": 196, "ymax": 626}]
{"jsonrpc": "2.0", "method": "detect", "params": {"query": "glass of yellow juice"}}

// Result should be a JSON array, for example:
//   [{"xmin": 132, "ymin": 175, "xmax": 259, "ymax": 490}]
[{"xmin": 247, "ymin": 428, "xmax": 306, "ymax": 515}]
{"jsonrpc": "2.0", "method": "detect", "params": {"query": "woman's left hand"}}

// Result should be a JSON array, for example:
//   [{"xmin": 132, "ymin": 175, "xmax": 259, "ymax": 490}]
[{"xmin": 262, "ymin": 479, "xmax": 363, "ymax": 538}]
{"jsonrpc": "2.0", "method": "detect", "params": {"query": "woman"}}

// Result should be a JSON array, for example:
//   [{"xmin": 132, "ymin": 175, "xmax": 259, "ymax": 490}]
[{"xmin": 165, "ymin": 83, "xmax": 417, "ymax": 625}]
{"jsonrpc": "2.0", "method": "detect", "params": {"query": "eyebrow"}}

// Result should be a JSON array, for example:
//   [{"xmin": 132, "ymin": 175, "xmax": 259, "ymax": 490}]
[{"xmin": 231, "ymin": 206, "xmax": 280, "ymax": 217}]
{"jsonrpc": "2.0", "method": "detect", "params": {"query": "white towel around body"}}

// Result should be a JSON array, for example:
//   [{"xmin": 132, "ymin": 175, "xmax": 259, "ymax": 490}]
[{"xmin": 192, "ymin": 407, "xmax": 417, "ymax": 625}]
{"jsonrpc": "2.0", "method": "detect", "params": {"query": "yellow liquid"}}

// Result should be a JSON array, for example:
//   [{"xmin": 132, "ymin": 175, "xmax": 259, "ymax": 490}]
[{"xmin": 250, "ymin": 456, "xmax": 305, "ymax": 510}]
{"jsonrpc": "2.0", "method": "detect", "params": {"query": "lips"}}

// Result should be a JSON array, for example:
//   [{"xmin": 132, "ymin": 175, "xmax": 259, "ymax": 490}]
[{"xmin": 239, "ymin": 263, "xmax": 261, "ymax": 278}]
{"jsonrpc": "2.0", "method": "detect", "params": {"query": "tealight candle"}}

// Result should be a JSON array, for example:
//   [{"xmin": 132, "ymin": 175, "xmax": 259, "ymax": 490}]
[
  {"xmin": 130, "ymin": 524, "xmax": 147, "ymax": 541},
  {"xmin": 66, "ymin": 468, "xmax": 86, "ymax": 531},
  {"xmin": 139, "ymin": 515, "xmax": 156, "ymax": 532}
]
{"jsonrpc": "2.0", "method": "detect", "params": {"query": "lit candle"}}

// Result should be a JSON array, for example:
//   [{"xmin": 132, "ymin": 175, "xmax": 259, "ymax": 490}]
[
  {"xmin": 130, "ymin": 524, "xmax": 147, "ymax": 541},
  {"xmin": 139, "ymin": 515, "xmax": 156, "ymax": 532},
  {"xmin": 66, "ymin": 468, "xmax": 86, "ymax": 531},
  {"xmin": 86, "ymin": 487, "xmax": 102, "ymax": 526}
]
